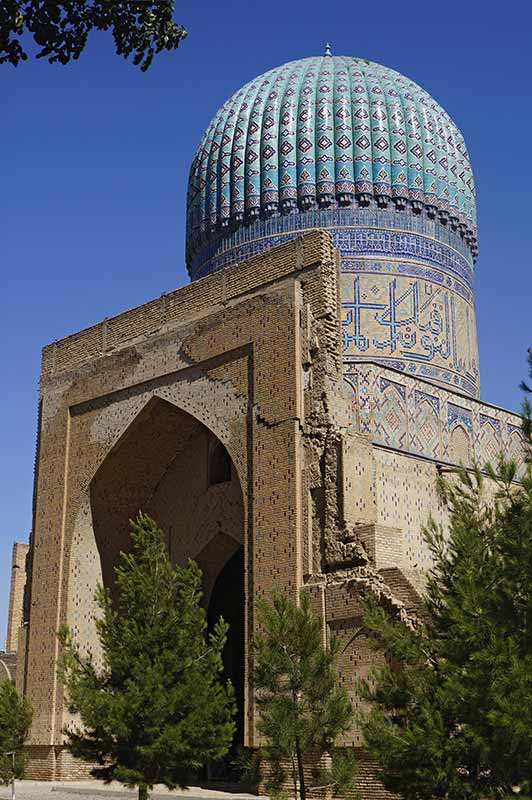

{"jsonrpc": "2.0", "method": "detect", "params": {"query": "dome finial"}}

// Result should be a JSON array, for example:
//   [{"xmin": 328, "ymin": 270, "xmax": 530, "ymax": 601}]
[{"xmin": 324, "ymin": 42, "xmax": 332, "ymax": 57}]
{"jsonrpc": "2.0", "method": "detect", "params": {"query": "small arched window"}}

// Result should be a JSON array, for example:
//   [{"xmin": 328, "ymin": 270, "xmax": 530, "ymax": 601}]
[
  {"xmin": 449, "ymin": 424, "xmax": 472, "ymax": 466},
  {"xmin": 208, "ymin": 440, "xmax": 232, "ymax": 486}
]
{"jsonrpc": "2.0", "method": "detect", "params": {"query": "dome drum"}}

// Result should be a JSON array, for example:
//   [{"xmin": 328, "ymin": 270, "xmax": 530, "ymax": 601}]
[
  {"xmin": 186, "ymin": 54, "xmax": 480, "ymax": 399},
  {"xmin": 187, "ymin": 194, "xmax": 476, "ymax": 270}
]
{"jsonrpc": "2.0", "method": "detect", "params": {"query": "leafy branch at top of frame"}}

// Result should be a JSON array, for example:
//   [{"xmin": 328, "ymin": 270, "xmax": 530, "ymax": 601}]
[{"xmin": 1, "ymin": 1, "xmax": 187, "ymax": 71}]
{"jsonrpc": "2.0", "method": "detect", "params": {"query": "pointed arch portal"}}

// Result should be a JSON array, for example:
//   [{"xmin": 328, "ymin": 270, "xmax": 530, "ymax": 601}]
[{"xmin": 89, "ymin": 397, "xmax": 246, "ymax": 751}]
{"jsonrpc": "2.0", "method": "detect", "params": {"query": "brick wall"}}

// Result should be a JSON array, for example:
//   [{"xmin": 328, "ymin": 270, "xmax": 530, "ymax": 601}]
[
  {"xmin": 5, "ymin": 541, "xmax": 28, "ymax": 652},
  {"xmin": 20, "ymin": 227, "xmax": 514, "ymax": 797},
  {"xmin": 22, "ymin": 231, "xmax": 343, "ymax": 778}
]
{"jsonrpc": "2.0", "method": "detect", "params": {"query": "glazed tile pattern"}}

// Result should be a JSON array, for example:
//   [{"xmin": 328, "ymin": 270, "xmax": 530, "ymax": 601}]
[
  {"xmin": 190, "ymin": 209, "xmax": 480, "ymax": 397},
  {"xmin": 340, "ymin": 226, "xmax": 479, "ymax": 397},
  {"xmin": 190, "ymin": 207, "xmax": 473, "ymax": 280},
  {"xmin": 188, "ymin": 205, "xmax": 479, "ymax": 397},
  {"xmin": 346, "ymin": 362, "xmax": 524, "ymax": 469},
  {"xmin": 187, "ymin": 55, "xmax": 477, "ymax": 275}
]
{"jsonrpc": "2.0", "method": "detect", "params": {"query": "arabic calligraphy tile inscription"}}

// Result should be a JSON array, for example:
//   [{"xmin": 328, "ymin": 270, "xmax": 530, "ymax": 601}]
[{"xmin": 341, "ymin": 271, "xmax": 479, "ymax": 397}]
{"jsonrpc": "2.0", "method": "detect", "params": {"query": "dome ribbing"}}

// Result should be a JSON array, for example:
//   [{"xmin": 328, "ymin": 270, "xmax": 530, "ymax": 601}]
[{"xmin": 186, "ymin": 55, "xmax": 477, "ymax": 273}]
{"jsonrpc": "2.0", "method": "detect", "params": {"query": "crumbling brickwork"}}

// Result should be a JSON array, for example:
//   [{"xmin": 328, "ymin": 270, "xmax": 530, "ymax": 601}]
[{"xmin": 16, "ymin": 231, "xmax": 523, "ymax": 795}]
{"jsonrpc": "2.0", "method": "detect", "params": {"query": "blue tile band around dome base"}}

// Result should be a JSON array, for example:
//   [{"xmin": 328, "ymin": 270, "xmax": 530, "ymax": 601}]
[
  {"xmin": 188, "ymin": 206, "xmax": 473, "ymax": 281},
  {"xmin": 188, "ymin": 209, "xmax": 479, "ymax": 399}
]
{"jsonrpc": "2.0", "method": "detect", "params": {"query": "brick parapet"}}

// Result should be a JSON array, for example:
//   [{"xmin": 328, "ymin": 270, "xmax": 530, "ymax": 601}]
[
  {"xmin": 5, "ymin": 541, "xmax": 29, "ymax": 652},
  {"xmin": 41, "ymin": 231, "xmax": 336, "ymax": 382}
]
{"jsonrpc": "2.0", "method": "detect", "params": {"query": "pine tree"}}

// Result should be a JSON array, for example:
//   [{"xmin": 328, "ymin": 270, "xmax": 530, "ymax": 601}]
[
  {"xmin": 59, "ymin": 513, "xmax": 236, "ymax": 800},
  {"xmin": 0, "ymin": 680, "xmax": 32, "ymax": 785},
  {"xmin": 519, "ymin": 346, "xmax": 532, "ymax": 456},
  {"xmin": 254, "ymin": 591, "xmax": 357, "ymax": 800},
  {"xmin": 358, "ymin": 458, "xmax": 532, "ymax": 800}
]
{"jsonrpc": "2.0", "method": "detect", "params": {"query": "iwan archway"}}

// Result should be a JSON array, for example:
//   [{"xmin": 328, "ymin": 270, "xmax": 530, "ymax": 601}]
[
  {"xmin": 89, "ymin": 397, "xmax": 246, "ymax": 750},
  {"xmin": 21, "ymin": 234, "xmax": 327, "ymax": 780}
]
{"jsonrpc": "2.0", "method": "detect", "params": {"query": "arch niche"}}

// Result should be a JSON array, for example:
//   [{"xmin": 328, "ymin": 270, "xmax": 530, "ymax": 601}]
[{"xmin": 89, "ymin": 396, "xmax": 246, "ymax": 748}]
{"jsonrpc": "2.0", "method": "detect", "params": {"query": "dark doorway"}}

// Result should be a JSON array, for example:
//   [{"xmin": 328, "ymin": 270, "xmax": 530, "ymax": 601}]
[{"xmin": 207, "ymin": 545, "xmax": 245, "ymax": 768}]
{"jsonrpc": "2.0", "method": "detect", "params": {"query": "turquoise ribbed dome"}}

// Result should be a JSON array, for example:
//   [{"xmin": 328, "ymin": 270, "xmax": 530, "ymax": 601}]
[{"xmin": 186, "ymin": 55, "xmax": 477, "ymax": 273}]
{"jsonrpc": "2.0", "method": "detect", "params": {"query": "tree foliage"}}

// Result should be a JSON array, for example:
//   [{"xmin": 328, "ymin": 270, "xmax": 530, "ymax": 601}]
[
  {"xmin": 1, "ymin": 1, "xmax": 186, "ymax": 70},
  {"xmin": 254, "ymin": 591, "xmax": 357, "ymax": 800},
  {"xmin": 0, "ymin": 680, "xmax": 33, "ymax": 786},
  {"xmin": 359, "ymin": 457, "xmax": 532, "ymax": 800},
  {"xmin": 520, "ymin": 346, "xmax": 532, "ymax": 456},
  {"xmin": 59, "ymin": 513, "xmax": 235, "ymax": 800}
]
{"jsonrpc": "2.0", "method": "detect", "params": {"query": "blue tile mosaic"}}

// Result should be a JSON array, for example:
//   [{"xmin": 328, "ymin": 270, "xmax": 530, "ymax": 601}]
[
  {"xmin": 185, "ymin": 54, "xmax": 480, "ymax": 399},
  {"xmin": 448, "ymin": 403, "xmax": 473, "ymax": 432},
  {"xmin": 187, "ymin": 55, "xmax": 477, "ymax": 276}
]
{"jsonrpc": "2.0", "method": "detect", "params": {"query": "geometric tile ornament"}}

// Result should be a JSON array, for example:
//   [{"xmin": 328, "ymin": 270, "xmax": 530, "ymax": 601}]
[
  {"xmin": 345, "ymin": 363, "xmax": 523, "ymax": 468},
  {"xmin": 412, "ymin": 391, "xmax": 440, "ymax": 458},
  {"xmin": 374, "ymin": 378, "xmax": 407, "ymax": 449},
  {"xmin": 478, "ymin": 415, "xmax": 502, "ymax": 465},
  {"xmin": 187, "ymin": 55, "xmax": 477, "ymax": 270},
  {"xmin": 186, "ymin": 53, "xmax": 480, "ymax": 398}
]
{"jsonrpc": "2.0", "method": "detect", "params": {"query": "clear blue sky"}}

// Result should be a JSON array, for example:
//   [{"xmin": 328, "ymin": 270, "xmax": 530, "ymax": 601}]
[{"xmin": 1, "ymin": 0, "xmax": 531, "ymax": 638}]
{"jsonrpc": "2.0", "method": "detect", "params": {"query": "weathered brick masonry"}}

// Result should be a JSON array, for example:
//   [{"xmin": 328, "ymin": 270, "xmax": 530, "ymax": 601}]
[
  {"xmin": 6, "ymin": 542, "xmax": 28, "ymax": 653},
  {"xmin": 12, "ymin": 230, "xmax": 522, "ymax": 796},
  {"xmin": 7, "ymin": 45, "xmax": 529, "ymax": 799}
]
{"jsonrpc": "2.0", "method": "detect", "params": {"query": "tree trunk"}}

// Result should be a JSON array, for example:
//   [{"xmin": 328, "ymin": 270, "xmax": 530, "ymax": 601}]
[
  {"xmin": 291, "ymin": 751, "xmax": 299, "ymax": 800},
  {"xmin": 138, "ymin": 783, "xmax": 148, "ymax": 800},
  {"xmin": 295, "ymin": 738, "xmax": 306, "ymax": 800}
]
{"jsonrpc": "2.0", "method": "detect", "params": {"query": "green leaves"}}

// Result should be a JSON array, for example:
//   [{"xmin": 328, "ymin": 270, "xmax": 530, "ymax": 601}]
[
  {"xmin": 59, "ymin": 513, "xmax": 235, "ymax": 797},
  {"xmin": 1, "ymin": 1, "xmax": 187, "ymax": 69},
  {"xmin": 0, "ymin": 680, "xmax": 32, "ymax": 786},
  {"xmin": 520, "ymin": 348, "xmax": 532, "ymax": 460},
  {"xmin": 359, "ymin": 458, "xmax": 532, "ymax": 800},
  {"xmin": 254, "ymin": 591, "xmax": 357, "ymax": 799}
]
